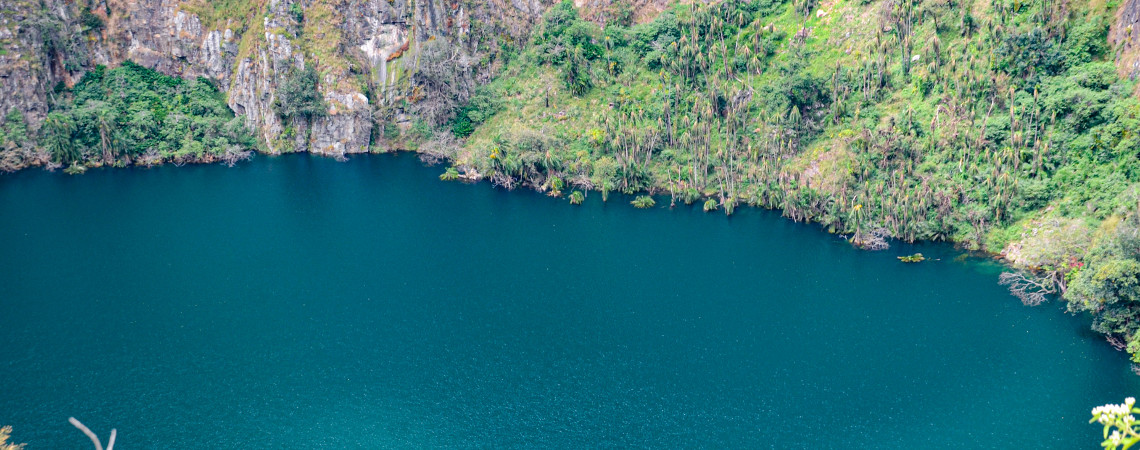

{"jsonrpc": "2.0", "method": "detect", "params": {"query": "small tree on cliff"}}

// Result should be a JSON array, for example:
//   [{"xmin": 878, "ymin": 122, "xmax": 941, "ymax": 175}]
[{"xmin": 274, "ymin": 66, "xmax": 327, "ymax": 121}]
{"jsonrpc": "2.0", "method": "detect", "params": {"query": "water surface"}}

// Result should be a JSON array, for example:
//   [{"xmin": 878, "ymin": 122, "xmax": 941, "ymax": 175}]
[{"xmin": 1, "ymin": 154, "xmax": 1136, "ymax": 447}]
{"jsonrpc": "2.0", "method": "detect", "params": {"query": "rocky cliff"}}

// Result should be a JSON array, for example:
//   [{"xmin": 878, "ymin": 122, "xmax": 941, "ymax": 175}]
[
  {"xmin": 0, "ymin": 0, "xmax": 553, "ymax": 169},
  {"xmin": 1113, "ymin": 0, "xmax": 1140, "ymax": 85}
]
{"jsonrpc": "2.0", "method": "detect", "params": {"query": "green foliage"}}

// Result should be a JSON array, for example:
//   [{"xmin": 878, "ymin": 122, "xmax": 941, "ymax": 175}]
[
  {"xmin": 43, "ymin": 112, "xmax": 78, "ymax": 164},
  {"xmin": 33, "ymin": 11, "xmax": 89, "ymax": 71},
  {"xmin": 411, "ymin": 120, "xmax": 434, "ymax": 141},
  {"xmin": 606, "ymin": 2, "xmax": 634, "ymax": 27},
  {"xmin": 631, "ymin": 195, "xmax": 656, "ymax": 208},
  {"xmin": 274, "ymin": 66, "xmax": 327, "ymax": 120},
  {"xmin": 1056, "ymin": 212, "xmax": 1140, "ymax": 360},
  {"xmin": 383, "ymin": 122, "xmax": 400, "ymax": 140},
  {"xmin": 569, "ymin": 190, "xmax": 585, "ymax": 205},
  {"xmin": 1064, "ymin": 17, "xmax": 1109, "ymax": 67},
  {"xmin": 540, "ymin": 1, "xmax": 580, "ymax": 42},
  {"xmin": 1070, "ymin": 258, "xmax": 1140, "ymax": 308},
  {"xmin": 898, "ymin": 253, "xmax": 926, "ymax": 263},
  {"xmin": 1, "ymin": 110, "xmax": 28, "ymax": 148},
  {"xmin": 440, "ymin": 167, "xmax": 460, "ymax": 181},
  {"xmin": 289, "ymin": 3, "xmax": 304, "ymax": 23},
  {"xmin": 562, "ymin": 45, "xmax": 594, "ymax": 95},
  {"xmin": 452, "ymin": 86, "xmax": 502, "ymax": 138},
  {"xmin": 80, "ymin": 6, "xmax": 104, "ymax": 32},
  {"xmin": 535, "ymin": 1, "xmax": 603, "ymax": 96},
  {"xmin": 46, "ymin": 61, "xmax": 254, "ymax": 165},
  {"xmin": 182, "ymin": 0, "xmax": 261, "ymax": 32}
]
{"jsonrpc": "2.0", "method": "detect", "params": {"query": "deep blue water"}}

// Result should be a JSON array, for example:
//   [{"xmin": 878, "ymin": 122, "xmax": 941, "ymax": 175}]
[{"xmin": 1, "ymin": 153, "xmax": 1137, "ymax": 448}]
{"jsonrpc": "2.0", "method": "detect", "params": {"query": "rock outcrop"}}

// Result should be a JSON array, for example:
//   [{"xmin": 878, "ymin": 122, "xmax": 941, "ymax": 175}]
[
  {"xmin": 0, "ymin": 0, "xmax": 556, "ymax": 168},
  {"xmin": 1113, "ymin": 0, "xmax": 1140, "ymax": 85},
  {"xmin": 0, "ymin": 0, "xmax": 57, "ymax": 128}
]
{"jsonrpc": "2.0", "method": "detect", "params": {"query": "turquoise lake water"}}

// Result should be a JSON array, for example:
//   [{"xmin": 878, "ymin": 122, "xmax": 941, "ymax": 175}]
[{"xmin": 1, "ymin": 153, "xmax": 1138, "ymax": 447}]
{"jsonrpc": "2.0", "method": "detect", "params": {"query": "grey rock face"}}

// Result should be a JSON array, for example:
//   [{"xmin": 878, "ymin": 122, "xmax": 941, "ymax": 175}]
[
  {"xmin": 0, "ymin": 0, "xmax": 54, "ymax": 128},
  {"xmin": 1113, "ymin": 0, "xmax": 1140, "ymax": 81},
  {"xmin": 1, "ymin": 0, "xmax": 556, "ymax": 169}
]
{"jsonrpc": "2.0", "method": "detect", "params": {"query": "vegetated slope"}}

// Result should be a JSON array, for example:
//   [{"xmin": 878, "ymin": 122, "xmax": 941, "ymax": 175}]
[{"xmin": 438, "ymin": 0, "xmax": 1140, "ymax": 363}]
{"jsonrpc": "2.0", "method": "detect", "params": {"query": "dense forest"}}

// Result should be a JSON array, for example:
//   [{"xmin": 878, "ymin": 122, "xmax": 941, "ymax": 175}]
[
  {"xmin": 2, "ymin": 0, "xmax": 1140, "ymax": 364},
  {"xmin": 2, "ymin": 62, "xmax": 254, "ymax": 171}
]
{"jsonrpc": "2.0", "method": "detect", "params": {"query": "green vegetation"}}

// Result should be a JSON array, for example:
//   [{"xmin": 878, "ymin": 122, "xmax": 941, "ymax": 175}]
[
  {"xmin": 631, "ymin": 195, "xmax": 656, "ymax": 208},
  {"xmin": 32, "ymin": 9, "xmax": 90, "ymax": 72},
  {"xmin": 79, "ymin": 6, "xmax": 104, "ymax": 33},
  {"xmin": 42, "ymin": 112, "xmax": 78, "ymax": 165},
  {"xmin": 181, "ymin": 0, "xmax": 261, "ymax": 32},
  {"xmin": 299, "ymin": 1, "xmax": 350, "ymax": 75},
  {"xmin": 0, "ymin": 110, "xmax": 36, "ymax": 172},
  {"xmin": 43, "ymin": 61, "xmax": 255, "ymax": 167},
  {"xmin": 437, "ymin": 0, "xmax": 1140, "ymax": 362},
  {"xmin": 0, "ymin": 111, "xmax": 29, "ymax": 149},
  {"xmin": 451, "ymin": 86, "xmax": 502, "ymax": 138},
  {"xmin": 440, "ymin": 166, "xmax": 460, "ymax": 181},
  {"xmin": 274, "ymin": 66, "xmax": 327, "ymax": 121},
  {"xmin": 898, "ymin": 253, "xmax": 926, "ymax": 263}
]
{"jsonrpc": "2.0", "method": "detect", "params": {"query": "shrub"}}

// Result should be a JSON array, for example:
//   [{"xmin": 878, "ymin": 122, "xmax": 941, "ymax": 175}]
[
  {"xmin": 631, "ymin": 195, "xmax": 656, "ymax": 208},
  {"xmin": 452, "ymin": 86, "xmax": 502, "ymax": 138},
  {"xmin": 43, "ymin": 113, "xmax": 78, "ymax": 164},
  {"xmin": 274, "ymin": 66, "xmax": 326, "ymax": 120},
  {"xmin": 80, "ymin": 7, "xmax": 104, "ymax": 32}
]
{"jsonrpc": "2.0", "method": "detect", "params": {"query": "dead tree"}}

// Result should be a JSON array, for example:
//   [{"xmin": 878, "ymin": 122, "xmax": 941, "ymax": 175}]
[
  {"xmin": 69, "ymin": 418, "xmax": 115, "ymax": 450},
  {"xmin": 853, "ymin": 227, "xmax": 891, "ymax": 251},
  {"xmin": 998, "ymin": 271, "xmax": 1056, "ymax": 306}
]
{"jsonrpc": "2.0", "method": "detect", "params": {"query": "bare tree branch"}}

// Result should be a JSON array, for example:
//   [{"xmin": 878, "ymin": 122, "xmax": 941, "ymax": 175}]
[
  {"xmin": 69, "ymin": 417, "xmax": 115, "ymax": 450},
  {"xmin": 999, "ymin": 271, "xmax": 1056, "ymax": 306},
  {"xmin": 853, "ymin": 227, "xmax": 890, "ymax": 251},
  {"xmin": 68, "ymin": 418, "xmax": 102, "ymax": 450}
]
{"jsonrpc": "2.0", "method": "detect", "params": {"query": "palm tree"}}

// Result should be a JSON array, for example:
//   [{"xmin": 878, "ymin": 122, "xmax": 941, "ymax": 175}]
[
  {"xmin": 439, "ymin": 167, "xmax": 460, "ymax": 181},
  {"xmin": 43, "ymin": 113, "xmax": 79, "ymax": 165},
  {"xmin": 84, "ymin": 102, "xmax": 119, "ymax": 163},
  {"xmin": 631, "ymin": 195, "xmax": 656, "ymax": 208}
]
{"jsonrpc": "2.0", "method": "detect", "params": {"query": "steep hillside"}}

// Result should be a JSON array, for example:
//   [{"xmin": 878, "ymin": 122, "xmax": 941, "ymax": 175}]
[{"xmin": 436, "ymin": 0, "xmax": 1140, "ymax": 363}]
